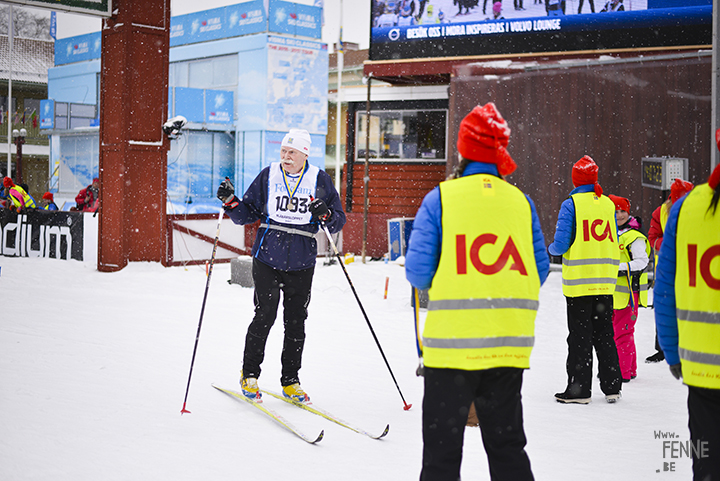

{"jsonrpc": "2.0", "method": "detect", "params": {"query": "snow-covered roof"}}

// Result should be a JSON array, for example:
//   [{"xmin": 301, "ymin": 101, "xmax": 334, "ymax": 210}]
[{"xmin": 0, "ymin": 35, "xmax": 54, "ymax": 84}]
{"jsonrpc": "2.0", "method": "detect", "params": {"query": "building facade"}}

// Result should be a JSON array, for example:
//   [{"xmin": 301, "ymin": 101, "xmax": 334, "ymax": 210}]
[{"xmin": 41, "ymin": 0, "xmax": 327, "ymax": 213}]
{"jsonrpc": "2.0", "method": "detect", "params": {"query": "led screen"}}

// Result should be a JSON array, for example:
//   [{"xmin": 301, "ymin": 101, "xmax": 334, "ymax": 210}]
[{"xmin": 370, "ymin": 0, "xmax": 711, "ymax": 60}]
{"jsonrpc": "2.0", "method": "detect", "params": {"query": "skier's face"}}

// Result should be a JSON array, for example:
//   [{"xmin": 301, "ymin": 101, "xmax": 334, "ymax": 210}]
[
  {"xmin": 280, "ymin": 147, "xmax": 308, "ymax": 175},
  {"xmin": 615, "ymin": 209, "xmax": 629, "ymax": 225}
]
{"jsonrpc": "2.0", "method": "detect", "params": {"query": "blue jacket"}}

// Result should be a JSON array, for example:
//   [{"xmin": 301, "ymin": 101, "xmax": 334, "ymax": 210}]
[
  {"xmin": 224, "ymin": 164, "xmax": 346, "ymax": 271},
  {"xmin": 548, "ymin": 184, "xmax": 619, "ymax": 256},
  {"xmin": 405, "ymin": 162, "xmax": 550, "ymax": 290},
  {"xmin": 653, "ymin": 195, "xmax": 689, "ymax": 366}
]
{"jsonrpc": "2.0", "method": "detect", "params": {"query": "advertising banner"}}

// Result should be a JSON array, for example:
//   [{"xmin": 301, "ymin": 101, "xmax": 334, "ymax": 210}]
[
  {"xmin": 369, "ymin": 0, "xmax": 711, "ymax": 60},
  {"xmin": 1, "ymin": 210, "xmax": 84, "ymax": 261},
  {"xmin": 170, "ymin": 0, "xmax": 267, "ymax": 47},
  {"xmin": 266, "ymin": 35, "xmax": 328, "ymax": 134},
  {"xmin": 268, "ymin": 0, "xmax": 323, "ymax": 39},
  {"xmin": 55, "ymin": 32, "xmax": 102, "ymax": 66},
  {"xmin": 40, "ymin": 99, "xmax": 54, "ymax": 129}
]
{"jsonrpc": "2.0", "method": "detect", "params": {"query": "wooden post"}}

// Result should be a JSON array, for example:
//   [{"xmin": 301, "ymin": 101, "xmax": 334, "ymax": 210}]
[{"xmin": 98, "ymin": 0, "xmax": 171, "ymax": 272}]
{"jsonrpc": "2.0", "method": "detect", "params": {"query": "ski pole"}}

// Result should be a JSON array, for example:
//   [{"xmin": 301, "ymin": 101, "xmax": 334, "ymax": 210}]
[
  {"xmin": 180, "ymin": 208, "xmax": 224, "ymax": 415},
  {"xmin": 320, "ymin": 221, "xmax": 412, "ymax": 411},
  {"xmin": 412, "ymin": 287, "xmax": 424, "ymax": 377}
]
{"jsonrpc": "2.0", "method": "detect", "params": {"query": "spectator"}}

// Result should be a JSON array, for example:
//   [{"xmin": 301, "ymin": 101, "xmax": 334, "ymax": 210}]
[
  {"xmin": 654, "ymin": 140, "xmax": 720, "ymax": 481},
  {"xmin": 548, "ymin": 156, "xmax": 622, "ymax": 404},
  {"xmin": 646, "ymin": 178, "xmax": 693, "ymax": 363},
  {"xmin": 40, "ymin": 192, "xmax": 59, "ymax": 211},
  {"xmin": 600, "ymin": 0, "xmax": 624, "ymax": 12},
  {"xmin": 216, "ymin": 128, "xmax": 346, "ymax": 403},
  {"xmin": 609, "ymin": 194, "xmax": 650, "ymax": 383},
  {"xmin": 3, "ymin": 177, "xmax": 36, "ymax": 213},
  {"xmin": 75, "ymin": 178, "xmax": 100, "ymax": 212},
  {"xmin": 405, "ymin": 103, "xmax": 549, "ymax": 480}
]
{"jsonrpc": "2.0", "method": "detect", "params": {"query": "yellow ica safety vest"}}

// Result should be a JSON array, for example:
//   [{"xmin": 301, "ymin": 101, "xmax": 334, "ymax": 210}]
[
  {"xmin": 674, "ymin": 184, "xmax": 720, "ymax": 389},
  {"xmin": 423, "ymin": 174, "xmax": 541, "ymax": 370},
  {"xmin": 562, "ymin": 193, "xmax": 620, "ymax": 297},
  {"xmin": 613, "ymin": 229, "xmax": 650, "ymax": 309}
]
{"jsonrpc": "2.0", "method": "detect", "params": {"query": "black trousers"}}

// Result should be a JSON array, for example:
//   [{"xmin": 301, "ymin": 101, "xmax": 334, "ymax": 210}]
[
  {"xmin": 421, "ymin": 367, "xmax": 534, "ymax": 481},
  {"xmin": 688, "ymin": 385, "xmax": 720, "ymax": 481},
  {"xmin": 564, "ymin": 295, "xmax": 622, "ymax": 397},
  {"xmin": 242, "ymin": 258, "xmax": 314, "ymax": 386}
]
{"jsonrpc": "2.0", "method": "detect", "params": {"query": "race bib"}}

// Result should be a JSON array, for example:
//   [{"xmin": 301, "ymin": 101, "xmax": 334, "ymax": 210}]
[{"xmin": 267, "ymin": 161, "xmax": 319, "ymax": 225}]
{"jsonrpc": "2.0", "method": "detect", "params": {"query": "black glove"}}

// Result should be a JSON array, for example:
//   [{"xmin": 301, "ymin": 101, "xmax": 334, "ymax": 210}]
[
  {"xmin": 309, "ymin": 198, "xmax": 330, "ymax": 222},
  {"xmin": 216, "ymin": 177, "xmax": 235, "ymax": 204},
  {"xmin": 669, "ymin": 363, "xmax": 682, "ymax": 380}
]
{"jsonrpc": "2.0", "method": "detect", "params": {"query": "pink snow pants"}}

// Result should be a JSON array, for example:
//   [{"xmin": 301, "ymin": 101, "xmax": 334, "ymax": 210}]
[{"xmin": 613, "ymin": 291, "xmax": 639, "ymax": 380}]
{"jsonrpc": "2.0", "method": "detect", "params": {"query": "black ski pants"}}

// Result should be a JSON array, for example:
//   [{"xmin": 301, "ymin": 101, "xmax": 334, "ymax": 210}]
[
  {"xmin": 688, "ymin": 385, "xmax": 720, "ymax": 481},
  {"xmin": 421, "ymin": 367, "xmax": 534, "ymax": 481},
  {"xmin": 242, "ymin": 258, "xmax": 314, "ymax": 386},
  {"xmin": 564, "ymin": 294, "xmax": 622, "ymax": 397}
]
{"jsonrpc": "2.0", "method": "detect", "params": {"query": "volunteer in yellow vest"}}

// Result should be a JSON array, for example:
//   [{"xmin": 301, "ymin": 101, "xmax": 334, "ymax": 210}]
[
  {"xmin": 608, "ymin": 194, "xmax": 650, "ymax": 383},
  {"xmin": 3, "ymin": 177, "xmax": 36, "ymax": 213},
  {"xmin": 548, "ymin": 155, "xmax": 622, "ymax": 404},
  {"xmin": 655, "ymin": 141, "xmax": 720, "ymax": 481},
  {"xmin": 406, "ymin": 103, "xmax": 549, "ymax": 481},
  {"xmin": 646, "ymin": 177, "xmax": 694, "ymax": 363}
]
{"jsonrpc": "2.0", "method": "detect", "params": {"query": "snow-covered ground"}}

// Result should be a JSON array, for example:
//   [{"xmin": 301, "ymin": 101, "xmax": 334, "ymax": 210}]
[{"xmin": 1, "ymin": 255, "xmax": 693, "ymax": 480}]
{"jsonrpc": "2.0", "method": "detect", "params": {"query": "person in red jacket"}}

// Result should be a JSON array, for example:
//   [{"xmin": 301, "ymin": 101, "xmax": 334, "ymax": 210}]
[
  {"xmin": 645, "ymin": 177, "xmax": 693, "ymax": 363},
  {"xmin": 74, "ymin": 178, "xmax": 100, "ymax": 212}
]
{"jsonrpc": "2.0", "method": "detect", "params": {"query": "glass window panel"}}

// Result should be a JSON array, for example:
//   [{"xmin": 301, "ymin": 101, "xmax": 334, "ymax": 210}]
[
  {"xmin": 356, "ymin": 109, "xmax": 446, "ymax": 161},
  {"xmin": 212, "ymin": 131, "xmax": 235, "ymax": 183},
  {"xmin": 58, "ymin": 134, "xmax": 99, "ymax": 193},
  {"xmin": 70, "ymin": 104, "xmax": 96, "ymax": 118},
  {"xmin": 188, "ymin": 60, "xmax": 213, "ymax": 89},
  {"xmin": 213, "ymin": 55, "xmax": 238, "ymax": 89}
]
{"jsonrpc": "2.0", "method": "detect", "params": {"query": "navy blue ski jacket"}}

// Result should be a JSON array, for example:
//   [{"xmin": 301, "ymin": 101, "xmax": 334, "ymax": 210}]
[
  {"xmin": 405, "ymin": 162, "xmax": 550, "ymax": 290},
  {"xmin": 224, "ymin": 164, "xmax": 346, "ymax": 271}
]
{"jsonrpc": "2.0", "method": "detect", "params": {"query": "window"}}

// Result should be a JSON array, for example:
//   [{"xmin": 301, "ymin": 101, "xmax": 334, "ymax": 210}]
[
  {"xmin": 356, "ymin": 109, "xmax": 447, "ymax": 161},
  {"xmin": 167, "ymin": 131, "xmax": 235, "ymax": 202},
  {"xmin": 58, "ymin": 134, "xmax": 99, "ymax": 193},
  {"xmin": 169, "ymin": 54, "xmax": 238, "ymax": 90}
]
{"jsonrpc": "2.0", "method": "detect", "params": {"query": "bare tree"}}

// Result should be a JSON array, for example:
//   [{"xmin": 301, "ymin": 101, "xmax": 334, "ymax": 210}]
[{"xmin": 0, "ymin": 6, "xmax": 52, "ymax": 40}]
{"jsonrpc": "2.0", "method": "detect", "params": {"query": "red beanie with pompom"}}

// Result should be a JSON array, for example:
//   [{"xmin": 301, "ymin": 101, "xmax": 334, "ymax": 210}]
[
  {"xmin": 670, "ymin": 178, "xmax": 693, "ymax": 204},
  {"xmin": 456, "ymin": 103, "xmax": 517, "ymax": 176},
  {"xmin": 42, "ymin": 192, "xmax": 54, "ymax": 201},
  {"xmin": 608, "ymin": 194, "xmax": 630, "ymax": 212},
  {"xmin": 572, "ymin": 156, "xmax": 603, "ymax": 196},
  {"xmin": 3, "ymin": 176, "xmax": 14, "ymax": 188}
]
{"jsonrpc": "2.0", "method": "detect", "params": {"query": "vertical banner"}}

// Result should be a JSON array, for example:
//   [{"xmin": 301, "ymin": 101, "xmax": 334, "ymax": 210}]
[{"xmin": 266, "ymin": 35, "xmax": 328, "ymax": 134}]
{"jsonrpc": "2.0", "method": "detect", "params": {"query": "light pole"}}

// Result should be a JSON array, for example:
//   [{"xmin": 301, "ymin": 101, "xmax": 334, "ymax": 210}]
[{"xmin": 12, "ymin": 128, "xmax": 26, "ymax": 184}]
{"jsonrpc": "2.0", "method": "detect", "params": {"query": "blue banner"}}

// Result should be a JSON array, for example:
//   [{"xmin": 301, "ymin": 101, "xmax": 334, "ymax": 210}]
[
  {"xmin": 206, "ymin": 90, "xmax": 234, "ymax": 123},
  {"xmin": 40, "ymin": 99, "xmax": 54, "ymax": 129},
  {"xmin": 55, "ymin": 32, "xmax": 102, "ymax": 65},
  {"xmin": 268, "ymin": 0, "xmax": 322, "ymax": 39},
  {"xmin": 170, "ymin": 0, "xmax": 266, "ymax": 47}
]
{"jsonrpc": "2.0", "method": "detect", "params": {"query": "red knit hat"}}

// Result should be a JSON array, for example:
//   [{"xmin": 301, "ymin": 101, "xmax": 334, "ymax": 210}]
[
  {"xmin": 572, "ymin": 155, "xmax": 603, "ymax": 196},
  {"xmin": 456, "ymin": 103, "xmax": 517, "ymax": 176},
  {"xmin": 608, "ymin": 194, "xmax": 630, "ymax": 213},
  {"xmin": 670, "ymin": 178, "xmax": 693, "ymax": 204},
  {"xmin": 42, "ymin": 192, "xmax": 54, "ymax": 201},
  {"xmin": 3, "ymin": 176, "xmax": 14, "ymax": 188},
  {"xmin": 710, "ymin": 128, "xmax": 720, "ymax": 190}
]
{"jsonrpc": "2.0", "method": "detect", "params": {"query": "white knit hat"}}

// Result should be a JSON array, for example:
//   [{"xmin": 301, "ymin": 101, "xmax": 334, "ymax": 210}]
[{"xmin": 281, "ymin": 129, "xmax": 312, "ymax": 156}]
